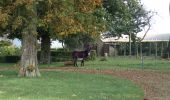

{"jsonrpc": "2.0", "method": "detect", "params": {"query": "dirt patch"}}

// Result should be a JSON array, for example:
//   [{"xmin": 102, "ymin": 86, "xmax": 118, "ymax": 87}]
[{"xmin": 41, "ymin": 67, "xmax": 170, "ymax": 100}]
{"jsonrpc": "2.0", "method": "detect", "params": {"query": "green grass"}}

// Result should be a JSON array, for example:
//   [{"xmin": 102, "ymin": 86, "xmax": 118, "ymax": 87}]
[
  {"xmin": 0, "ymin": 63, "xmax": 15, "ymax": 68},
  {"xmin": 39, "ymin": 62, "xmax": 64, "ymax": 68},
  {"xmin": 0, "ymin": 62, "xmax": 64, "ymax": 69},
  {"xmin": 0, "ymin": 56, "xmax": 169, "ymax": 71},
  {"xmin": 0, "ymin": 70, "xmax": 143, "ymax": 100},
  {"xmin": 85, "ymin": 56, "xmax": 170, "ymax": 70}
]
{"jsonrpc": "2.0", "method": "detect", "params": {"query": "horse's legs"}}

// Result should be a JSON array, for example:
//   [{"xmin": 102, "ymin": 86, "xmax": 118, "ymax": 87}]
[
  {"xmin": 73, "ymin": 58, "xmax": 76, "ymax": 67},
  {"xmin": 73, "ymin": 57, "xmax": 78, "ymax": 67},
  {"xmin": 76, "ymin": 60, "xmax": 78, "ymax": 67},
  {"xmin": 81, "ymin": 59, "xmax": 84, "ymax": 66}
]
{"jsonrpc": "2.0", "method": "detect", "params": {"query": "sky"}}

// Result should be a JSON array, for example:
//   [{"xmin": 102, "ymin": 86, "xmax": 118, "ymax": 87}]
[
  {"xmin": 139, "ymin": 0, "xmax": 170, "ymax": 36},
  {"xmin": 13, "ymin": 0, "xmax": 170, "ymax": 48}
]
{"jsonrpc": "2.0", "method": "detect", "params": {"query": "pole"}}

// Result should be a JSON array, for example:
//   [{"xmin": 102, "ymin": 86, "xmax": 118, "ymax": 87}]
[
  {"xmin": 129, "ymin": 33, "xmax": 132, "ymax": 56},
  {"xmin": 141, "ymin": 54, "xmax": 144, "ymax": 69}
]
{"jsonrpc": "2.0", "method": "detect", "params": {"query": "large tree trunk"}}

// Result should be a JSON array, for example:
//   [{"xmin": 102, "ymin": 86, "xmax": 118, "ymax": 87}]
[
  {"xmin": 19, "ymin": 32, "xmax": 40, "ymax": 77},
  {"xmin": 18, "ymin": 1, "xmax": 40, "ymax": 77},
  {"xmin": 40, "ymin": 34, "xmax": 51, "ymax": 64}
]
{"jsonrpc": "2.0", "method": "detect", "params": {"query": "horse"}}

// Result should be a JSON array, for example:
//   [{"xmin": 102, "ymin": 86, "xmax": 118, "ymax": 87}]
[{"xmin": 72, "ymin": 47, "xmax": 91, "ymax": 67}]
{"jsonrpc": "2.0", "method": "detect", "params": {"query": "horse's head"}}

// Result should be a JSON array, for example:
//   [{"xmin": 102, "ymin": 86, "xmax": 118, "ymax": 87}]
[{"xmin": 85, "ymin": 46, "xmax": 91, "ymax": 56}]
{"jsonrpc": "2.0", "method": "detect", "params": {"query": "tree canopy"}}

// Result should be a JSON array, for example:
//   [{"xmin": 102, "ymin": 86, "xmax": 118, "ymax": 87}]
[{"xmin": 103, "ymin": 0, "xmax": 153, "ymax": 40}]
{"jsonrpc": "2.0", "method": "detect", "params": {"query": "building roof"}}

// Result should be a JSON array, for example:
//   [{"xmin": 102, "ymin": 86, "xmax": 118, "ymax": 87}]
[{"xmin": 102, "ymin": 33, "xmax": 170, "ymax": 43}]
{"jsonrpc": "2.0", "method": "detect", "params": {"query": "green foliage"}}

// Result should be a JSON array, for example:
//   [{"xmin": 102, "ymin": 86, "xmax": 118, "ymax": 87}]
[
  {"xmin": 4, "ymin": 56, "xmax": 20, "ymax": 63},
  {"xmin": 0, "ymin": 40, "xmax": 12, "ymax": 46},
  {"xmin": 0, "ymin": 40, "xmax": 21, "ymax": 56},
  {"xmin": 56, "ymin": 48, "xmax": 69, "ymax": 52},
  {"xmin": 89, "ymin": 50, "xmax": 97, "ymax": 60},
  {"xmin": 103, "ymin": 0, "xmax": 153, "ymax": 38},
  {"xmin": 51, "ymin": 50, "xmax": 72, "ymax": 62},
  {"xmin": 51, "ymin": 50, "xmax": 72, "ymax": 58},
  {"xmin": 38, "ymin": 50, "xmax": 72, "ymax": 62},
  {"xmin": 100, "ymin": 57, "xmax": 107, "ymax": 61},
  {"xmin": 0, "ymin": 56, "xmax": 20, "ymax": 63},
  {"xmin": 0, "ymin": 40, "xmax": 21, "ymax": 63},
  {"xmin": 63, "ymin": 33, "xmax": 95, "ymax": 50},
  {"xmin": 0, "ymin": 46, "xmax": 21, "ymax": 56}
]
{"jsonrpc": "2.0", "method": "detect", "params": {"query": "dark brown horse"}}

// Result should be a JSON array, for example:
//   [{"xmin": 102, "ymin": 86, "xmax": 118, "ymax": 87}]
[{"xmin": 72, "ymin": 47, "xmax": 91, "ymax": 67}]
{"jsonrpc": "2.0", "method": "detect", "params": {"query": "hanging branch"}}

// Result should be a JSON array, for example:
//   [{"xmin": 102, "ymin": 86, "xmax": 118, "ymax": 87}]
[{"xmin": 138, "ymin": 14, "xmax": 155, "ymax": 42}]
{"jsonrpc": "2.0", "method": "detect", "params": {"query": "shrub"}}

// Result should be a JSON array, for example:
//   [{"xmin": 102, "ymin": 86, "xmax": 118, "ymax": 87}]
[
  {"xmin": 100, "ymin": 57, "xmax": 107, "ymax": 61},
  {"xmin": 89, "ymin": 50, "xmax": 97, "ymax": 60},
  {"xmin": 4, "ymin": 56, "xmax": 20, "ymax": 63},
  {"xmin": 0, "ymin": 46, "xmax": 21, "ymax": 56},
  {"xmin": 0, "ymin": 56, "xmax": 20, "ymax": 63}
]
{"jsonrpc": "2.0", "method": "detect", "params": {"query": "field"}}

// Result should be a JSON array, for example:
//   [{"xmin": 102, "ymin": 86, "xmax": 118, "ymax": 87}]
[
  {"xmin": 0, "ymin": 70, "xmax": 143, "ymax": 100},
  {"xmin": 85, "ymin": 56, "xmax": 170, "ymax": 70},
  {"xmin": 0, "ymin": 56, "xmax": 170, "ymax": 100}
]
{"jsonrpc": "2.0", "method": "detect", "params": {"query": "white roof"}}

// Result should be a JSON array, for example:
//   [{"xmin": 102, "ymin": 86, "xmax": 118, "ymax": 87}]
[{"xmin": 102, "ymin": 34, "xmax": 170, "ymax": 43}]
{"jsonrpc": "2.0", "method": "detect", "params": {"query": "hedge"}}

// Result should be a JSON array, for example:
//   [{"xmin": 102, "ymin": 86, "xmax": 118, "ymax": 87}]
[
  {"xmin": 0, "ymin": 56, "xmax": 20, "ymax": 63},
  {"xmin": 0, "ymin": 50, "xmax": 95, "ymax": 63},
  {"xmin": 38, "ymin": 50, "xmax": 72, "ymax": 62}
]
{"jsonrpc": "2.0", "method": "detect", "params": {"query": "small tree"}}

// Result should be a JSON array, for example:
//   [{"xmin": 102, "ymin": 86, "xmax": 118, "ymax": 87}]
[{"xmin": 103, "ymin": 0, "xmax": 154, "ymax": 56}]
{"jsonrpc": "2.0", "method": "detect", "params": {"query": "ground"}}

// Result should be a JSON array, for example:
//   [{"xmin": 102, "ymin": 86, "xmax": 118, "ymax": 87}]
[
  {"xmin": 41, "ymin": 67, "xmax": 170, "ymax": 100},
  {"xmin": 0, "ymin": 67, "xmax": 170, "ymax": 100}
]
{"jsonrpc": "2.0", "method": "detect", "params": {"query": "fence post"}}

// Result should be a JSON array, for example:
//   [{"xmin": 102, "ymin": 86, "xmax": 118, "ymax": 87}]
[
  {"xmin": 155, "ymin": 42, "xmax": 158, "ymax": 59},
  {"xmin": 141, "ymin": 54, "xmax": 144, "ymax": 69}
]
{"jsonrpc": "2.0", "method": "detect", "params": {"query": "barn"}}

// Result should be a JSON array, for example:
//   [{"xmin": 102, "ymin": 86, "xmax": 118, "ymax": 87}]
[{"xmin": 97, "ymin": 34, "xmax": 170, "ymax": 58}]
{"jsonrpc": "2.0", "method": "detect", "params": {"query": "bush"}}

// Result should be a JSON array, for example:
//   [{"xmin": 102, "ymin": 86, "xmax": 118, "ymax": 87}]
[
  {"xmin": 0, "ymin": 56, "xmax": 5, "ymax": 63},
  {"xmin": 0, "ymin": 46, "xmax": 21, "ymax": 56},
  {"xmin": 51, "ymin": 56, "xmax": 72, "ymax": 62},
  {"xmin": 100, "ymin": 57, "xmax": 107, "ymax": 61},
  {"xmin": 38, "ymin": 50, "xmax": 72, "ymax": 62},
  {"xmin": 89, "ymin": 50, "xmax": 97, "ymax": 60},
  {"xmin": 0, "ymin": 56, "xmax": 20, "ymax": 63},
  {"xmin": 4, "ymin": 56, "xmax": 20, "ymax": 63},
  {"xmin": 51, "ymin": 50, "xmax": 72, "ymax": 57}
]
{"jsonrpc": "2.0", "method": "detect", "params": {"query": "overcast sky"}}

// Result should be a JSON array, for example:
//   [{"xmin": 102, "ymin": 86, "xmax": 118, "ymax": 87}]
[{"xmin": 140, "ymin": 0, "xmax": 170, "ymax": 36}]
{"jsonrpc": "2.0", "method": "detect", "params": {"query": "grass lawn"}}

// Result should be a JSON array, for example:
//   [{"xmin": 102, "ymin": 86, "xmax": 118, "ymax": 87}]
[
  {"xmin": 0, "ymin": 56, "xmax": 170, "ymax": 71},
  {"xmin": 0, "ymin": 70, "xmax": 144, "ymax": 100},
  {"xmin": 85, "ymin": 56, "xmax": 170, "ymax": 70},
  {"xmin": 0, "ymin": 62, "xmax": 64, "ymax": 69}
]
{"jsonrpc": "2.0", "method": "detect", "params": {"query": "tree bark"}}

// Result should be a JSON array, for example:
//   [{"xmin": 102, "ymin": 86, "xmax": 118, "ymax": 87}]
[
  {"xmin": 40, "ymin": 34, "xmax": 51, "ymax": 64},
  {"xmin": 18, "ymin": 1, "xmax": 40, "ymax": 77}
]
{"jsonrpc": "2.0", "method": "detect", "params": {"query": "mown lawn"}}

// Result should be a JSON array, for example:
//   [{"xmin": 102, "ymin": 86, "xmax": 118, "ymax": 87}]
[
  {"xmin": 0, "ymin": 70, "xmax": 143, "ymax": 100},
  {"xmin": 85, "ymin": 56, "xmax": 170, "ymax": 70},
  {"xmin": 0, "ymin": 56, "xmax": 170, "ymax": 71}
]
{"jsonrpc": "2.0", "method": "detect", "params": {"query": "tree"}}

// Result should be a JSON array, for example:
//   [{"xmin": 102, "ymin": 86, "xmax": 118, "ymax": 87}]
[
  {"xmin": 103, "ymin": 0, "xmax": 153, "ymax": 56},
  {"xmin": 37, "ymin": 0, "xmax": 108, "ymax": 64},
  {"xmin": 0, "ymin": 0, "xmax": 45, "ymax": 77},
  {"xmin": 18, "ymin": 1, "xmax": 40, "ymax": 77},
  {"xmin": 62, "ymin": 33, "xmax": 95, "ymax": 50},
  {"xmin": 0, "ymin": 0, "xmax": 107, "ymax": 77}
]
